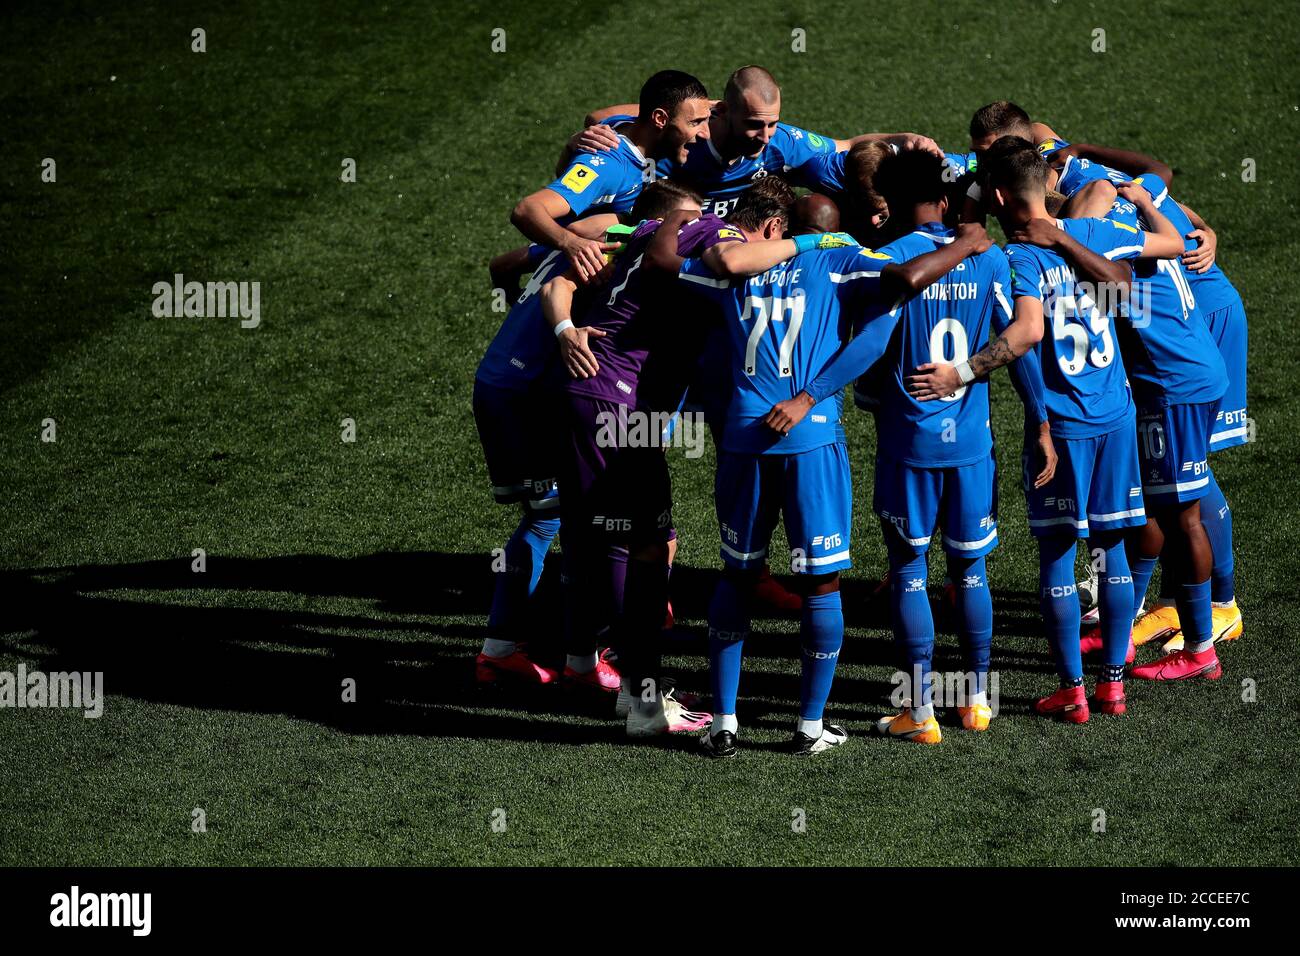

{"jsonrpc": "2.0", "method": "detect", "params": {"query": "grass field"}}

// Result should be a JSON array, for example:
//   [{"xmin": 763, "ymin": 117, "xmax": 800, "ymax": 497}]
[{"xmin": 2, "ymin": 0, "xmax": 1299, "ymax": 867}]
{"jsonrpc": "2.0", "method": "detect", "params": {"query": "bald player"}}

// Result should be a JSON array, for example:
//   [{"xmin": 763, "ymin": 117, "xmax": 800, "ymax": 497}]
[
  {"xmin": 789, "ymin": 193, "xmax": 843, "ymax": 236},
  {"xmin": 566, "ymin": 65, "xmax": 940, "ymax": 217}
]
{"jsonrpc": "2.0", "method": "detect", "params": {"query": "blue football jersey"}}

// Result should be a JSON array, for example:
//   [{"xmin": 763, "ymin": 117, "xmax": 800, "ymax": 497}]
[
  {"xmin": 1054, "ymin": 155, "xmax": 1139, "ymax": 228},
  {"xmin": 871, "ymin": 223, "xmax": 1010, "ymax": 467},
  {"xmin": 475, "ymin": 247, "xmax": 567, "ymax": 390},
  {"xmin": 658, "ymin": 122, "xmax": 839, "ymax": 217},
  {"xmin": 802, "ymin": 148, "xmax": 975, "ymax": 204},
  {"xmin": 1098, "ymin": 203, "xmax": 1226, "ymax": 407},
  {"xmin": 1126, "ymin": 173, "xmax": 1243, "ymax": 317},
  {"xmin": 1007, "ymin": 217, "xmax": 1140, "ymax": 439},
  {"xmin": 678, "ymin": 245, "xmax": 896, "ymax": 454},
  {"xmin": 548, "ymin": 117, "xmax": 655, "ymax": 219}
]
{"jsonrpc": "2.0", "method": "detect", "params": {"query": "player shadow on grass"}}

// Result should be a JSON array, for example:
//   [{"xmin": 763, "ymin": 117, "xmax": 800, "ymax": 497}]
[{"xmin": 0, "ymin": 552, "xmax": 1057, "ymax": 743}]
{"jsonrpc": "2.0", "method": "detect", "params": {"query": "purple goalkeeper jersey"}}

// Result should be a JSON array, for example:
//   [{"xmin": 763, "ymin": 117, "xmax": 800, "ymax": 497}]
[{"xmin": 565, "ymin": 213, "xmax": 744, "ymax": 408}]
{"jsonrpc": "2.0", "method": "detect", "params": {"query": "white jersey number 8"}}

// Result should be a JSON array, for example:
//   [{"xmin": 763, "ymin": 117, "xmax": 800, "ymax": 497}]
[{"xmin": 929, "ymin": 317, "xmax": 970, "ymax": 401}]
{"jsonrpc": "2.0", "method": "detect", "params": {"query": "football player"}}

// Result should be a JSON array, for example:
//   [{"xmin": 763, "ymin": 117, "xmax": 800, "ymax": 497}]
[
  {"xmin": 512, "ymin": 70, "xmax": 712, "ymax": 282},
  {"xmin": 661, "ymin": 207, "xmax": 993, "ymax": 756},
  {"xmin": 909, "ymin": 139, "xmax": 1181, "ymax": 720},
  {"xmin": 1035, "ymin": 134, "xmax": 1245, "ymax": 652},
  {"xmin": 807, "ymin": 149, "xmax": 1055, "ymax": 743},
  {"xmin": 567, "ymin": 65, "xmax": 942, "ymax": 217},
  {"xmin": 541, "ymin": 180, "xmax": 816, "ymax": 737},
  {"xmin": 473, "ymin": 217, "xmax": 622, "ymax": 687}
]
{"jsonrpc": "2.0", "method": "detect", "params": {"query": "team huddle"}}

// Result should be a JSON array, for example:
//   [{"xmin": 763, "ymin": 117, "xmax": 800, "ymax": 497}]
[{"xmin": 472, "ymin": 66, "xmax": 1248, "ymax": 756}]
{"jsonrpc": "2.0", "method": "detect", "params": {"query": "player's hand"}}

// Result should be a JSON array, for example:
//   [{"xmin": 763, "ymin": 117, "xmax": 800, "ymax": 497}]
[
  {"xmin": 558, "ymin": 326, "xmax": 606, "ymax": 379},
  {"xmin": 562, "ymin": 236, "xmax": 618, "ymax": 283},
  {"xmin": 761, "ymin": 391, "xmax": 815, "ymax": 436},
  {"xmin": 1182, "ymin": 227, "xmax": 1217, "ymax": 273},
  {"xmin": 1115, "ymin": 179, "xmax": 1153, "ymax": 210},
  {"xmin": 1007, "ymin": 218, "xmax": 1062, "ymax": 249},
  {"xmin": 955, "ymin": 222, "xmax": 992, "ymax": 255},
  {"xmin": 570, "ymin": 124, "xmax": 620, "ymax": 155},
  {"xmin": 1032, "ymin": 422, "xmax": 1057, "ymax": 489},
  {"xmin": 906, "ymin": 362, "xmax": 963, "ymax": 401},
  {"xmin": 891, "ymin": 133, "xmax": 944, "ymax": 158}
]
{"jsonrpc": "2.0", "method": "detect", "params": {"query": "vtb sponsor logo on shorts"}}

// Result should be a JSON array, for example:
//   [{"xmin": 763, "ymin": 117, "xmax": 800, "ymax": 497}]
[
  {"xmin": 591, "ymin": 515, "xmax": 631, "ymax": 532},
  {"xmin": 594, "ymin": 406, "xmax": 706, "ymax": 459},
  {"xmin": 810, "ymin": 533, "xmax": 842, "ymax": 550},
  {"xmin": 1043, "ymin": 496, "xmax": 1077, "ymax": 513}
]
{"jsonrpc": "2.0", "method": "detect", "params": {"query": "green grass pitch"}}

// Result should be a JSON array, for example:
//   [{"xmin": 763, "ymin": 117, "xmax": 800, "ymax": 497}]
[{"xmin": 2, "ymin": 0, "xmax": 1298, "ymax": 866}]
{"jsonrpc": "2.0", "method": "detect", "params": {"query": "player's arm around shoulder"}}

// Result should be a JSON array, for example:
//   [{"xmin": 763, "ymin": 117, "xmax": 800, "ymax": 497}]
[
  {"xmin": 541, "ymin": 267, "xmax": 609, "ymax": 380},
  {"xmin": 882, "ymin": 222, "xmax": 990, "ymax": 298},
  {"xmin": 1059, "ymin": 178, "xmax": 1118, "ymax": 219},
  {"xmin": 1115, "ymin": 180, "xmax": 1184, "ymax": 260}
]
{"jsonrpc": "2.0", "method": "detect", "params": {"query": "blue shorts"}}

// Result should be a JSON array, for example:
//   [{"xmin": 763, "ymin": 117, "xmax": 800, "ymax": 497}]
[
  {"xmin": 1137, "ymin": 401, "xmax": 1215, "ymax": 506},
  {"xmin": 1025, "ymin": 421, "xmax": 1145, "ymax": 538},
  {"xmin": 1203, "ymin": 296, "xmax": 1249, "ymax": 452},
  {"xmin": 715, "ymin": 443, "xmax": 853, "ymax": 575},
  {"xmin": 874, "ymin": 455, "xmax": 999, "ymax": 558},
  {"xmin": 472, "ymin": 378, "xmax": 561, "ymax": 512}
]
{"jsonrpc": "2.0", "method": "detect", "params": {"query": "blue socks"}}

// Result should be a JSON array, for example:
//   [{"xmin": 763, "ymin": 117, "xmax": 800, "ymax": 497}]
[
  {"xmin": 1092, "ymin": 533, "xmax": 1134, "ymax": 672},
  {"xmin": 488, "ymin": 511, "xmax": 560, "ymax": 637},
  {"xmin": 1039, "ymin": 535, "xmax": 1083, "ymax": 685},
  {"xmin": 1128, "ymin": 551, "xmax": 1159, "ymax": 620},
  {"xmin": 948, "ymin": 554, "xmax": 992, "ymax": 697},
  {"xmin": 1200, "ymin": 475, "xmax": 1236, "ymax": 604},
  {"xmin": 708, "ymin": 576, "xmax": 751, "ymax": 716},
  {"xmin": 1178, "ymin": 579, "xmax": 1214, "ymax": 652},
  {"xmin": 799, "ymin": 591, "xmax": 844, "ymax": 721},
  {"xmin": 888, "ymin": 548, "xmax": 935, "ymax": 709}
]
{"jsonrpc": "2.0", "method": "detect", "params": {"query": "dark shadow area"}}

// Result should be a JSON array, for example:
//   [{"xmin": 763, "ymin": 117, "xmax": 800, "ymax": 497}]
[{"xmin": 0, "ymin": 551, "xmax": 1056, "ymax": 744}]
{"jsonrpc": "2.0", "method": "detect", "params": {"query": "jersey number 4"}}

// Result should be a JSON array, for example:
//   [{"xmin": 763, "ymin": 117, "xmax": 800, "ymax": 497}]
[{"xmin": 741, "ymin": 293, "xmax": 806, "ymax": 377}]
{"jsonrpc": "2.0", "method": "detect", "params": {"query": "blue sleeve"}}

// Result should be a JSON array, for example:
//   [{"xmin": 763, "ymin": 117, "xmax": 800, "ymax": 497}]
[
  {"xmin": 790, "ymin": 150, "xmax": 845, "ymax": 192},
  {"xmin": 677, "ymin": 257, "xmax": 733, "ymax": 305},
  {"xmin": 546, "ymin": 152, "xmax": 624, "ymax": 217},
  {"xmin": 818, "ymin": 246, "xmax": 893, "ymax": 307},
  {"xmin": 992, "ymin": 258, "xmax": 1048, "ymax": 425},
  {"xmin": 1058, "ymin": 156, "xmax": 1110, "ymax": 197},
  {"xmin": 943, "ymin": 151, "xmax": 976, "ymax": 178},
  {"xmin": 1007, "ymin": 247, "xmax": 1045, "ymax": 300},
  {"xmin": 1093, "ymin": 218, "xmax": 1146, "ymax": 261},
  {"xmin": 775, "ymin": 123, "xmax": 838, "ymax": 168},
  {"xmin": 805, "ymin": 301, "xmax": 902, "ymax": 403},
  {"xmin": 1036, "ymin": 137, "xmax": 1071, "ymax": 159}
]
